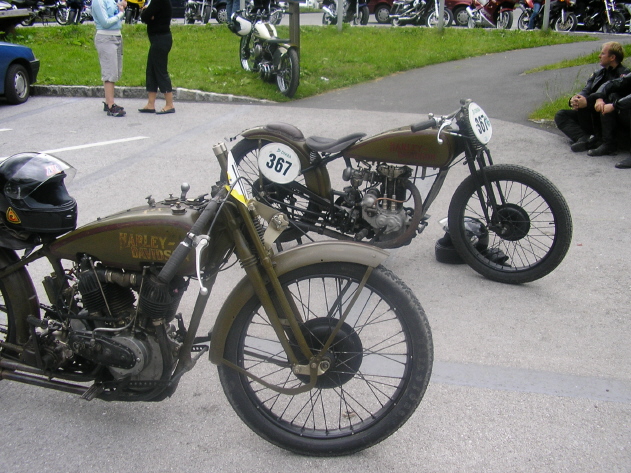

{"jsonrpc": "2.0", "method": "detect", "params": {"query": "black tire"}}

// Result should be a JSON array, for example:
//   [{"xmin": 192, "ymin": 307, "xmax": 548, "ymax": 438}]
[
  {"xmin": 359, "ymin": 5, "xmax": 369, "ymax": 24},
  {"xmin": 276, "ymin": 47, "xmax": 299, "ymax": 98},
  {"xmin": 4, "ymin": 64, "xmax": 31, "ymax": 105},
  {"xmin": 217, "ymin": 262, "xmax": 433, "ymax": 456},
  {"xmin": 452, "ymin": 6, "xmax": 469, "ymax": 26},
  {"xmin": 603, "ymin": 11, "xmax": 626, "ymax": 33},
  {"xmin": 202, "ymin": 6, "xmax": 211, "ymax": 23},
  {"xmin": 21, "ymin": 14, "xmax": 36, "ymax": 26},
  {"xmin": 125, "ymin": 8, "xmax": 134, "ymax": 24},
  {"xmin": 269, "ymin": 7, "xmax": 283, "ymax": 25},
  {"xmin": 56, "ymin": 6, "xmax": 69, "ymax": 24},
  {"xmin": 448, "ymin": 164, "xmax": 572, "ymax": 284},
  {"xmin": 322, "ymin": 12, "xmax": 333, "ymax": 24},
  {"xmin": 496, "ymin": 10, "xmax": 513, "ymax": 29},
  {"xmin": 554, "ymin": 11, "xmax": 577, "ymax": 31},
  {"xmin": 517, "ymin": 10, "xmax": 530, "ymax": 30},
  {"xmin": 216, "ymin": 5, "xmax": 227, "ymax": 23},
  {"xmin": 239, "ymin": 35, "xmax": 256, "ymax": 72},
  {"xmin": 374, "ymin": 4, "xmax": 390, "ymax": 23},
  {"xmin": 426, "ymin": 8, "xmax": 453, "ymax": 27}
]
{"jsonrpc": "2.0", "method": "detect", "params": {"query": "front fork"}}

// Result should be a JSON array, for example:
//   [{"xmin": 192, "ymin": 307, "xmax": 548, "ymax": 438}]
[{"xmin": 465, "ymin": 144, "xmax": 506, "ymax": 225}]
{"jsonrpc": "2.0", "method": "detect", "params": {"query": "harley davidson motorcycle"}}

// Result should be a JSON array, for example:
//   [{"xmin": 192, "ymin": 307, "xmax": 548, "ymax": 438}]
[
  {"xmin": 322, "ymin": 0, "xmax": 370, "ymax": 25},
  {"xmin": 572, "ymin": 0, "xmax": 626, "ymax": 32},
  {"xmin": 11, "ymin": 0, "xmax": 67, "ymax": 25},
  {"xmin": 228, "ymin": 100, "xmax": 573, "ymax": 285},
  {"xmin": 389, "ymin": 0, "xmax": 453, "ymax": 26},
  {"xmin": 517, "ymin": 0, "xmax": 577, "ymax": 30},
  {"xmin": 0, "ymin": 149, "xmax": 432, "ymax": 456},
  {"xmin": 230, "ymin": 9, "xmax": 299, "ymax": 98},
  {"xmin": 184, "ymin": 0, "xmax": 227, "ymax": 24},
  {"xmin": 465, "ymin": 0, "xmax": 518, "ymax": 28}
]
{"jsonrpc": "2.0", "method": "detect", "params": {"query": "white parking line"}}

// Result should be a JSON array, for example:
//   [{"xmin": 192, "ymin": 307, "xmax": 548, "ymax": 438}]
[
  {"xmin": 41, "ymin": 136, "xmax": 149, "ymax": 154},
  {"xmin": 0, "ymin": 129, "xmax": 12, "ymax": 132}
]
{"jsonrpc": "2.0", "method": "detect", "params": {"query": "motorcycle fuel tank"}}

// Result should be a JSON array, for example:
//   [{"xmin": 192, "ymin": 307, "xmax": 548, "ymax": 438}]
[
  {"xmin": 49, "ymin": 204, "xmax": 199, "ymax": 276},
  {"xmin": 343, "ymin": 126, "xmax": 459, "ymax": 168}
]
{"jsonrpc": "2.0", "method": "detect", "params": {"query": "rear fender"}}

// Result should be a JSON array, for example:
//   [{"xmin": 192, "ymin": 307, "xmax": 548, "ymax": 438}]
[
  {"xmin": 209, "ymin": 241, "xmax": 388, "ymax": 364},
  {"xmin": 240, "ymin": 124, "xmax": 331, "ymax": 198}
]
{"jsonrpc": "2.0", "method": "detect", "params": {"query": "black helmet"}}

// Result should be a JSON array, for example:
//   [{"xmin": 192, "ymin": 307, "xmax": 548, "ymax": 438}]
[{"xmin": 0, "ymin": 153, "xmax": 77, "ymax": 238}]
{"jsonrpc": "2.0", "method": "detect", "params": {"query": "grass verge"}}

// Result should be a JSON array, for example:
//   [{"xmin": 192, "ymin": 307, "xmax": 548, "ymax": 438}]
[{"xmin": 8, "ymin": 24, "xmax": 594, "ymax": 102}]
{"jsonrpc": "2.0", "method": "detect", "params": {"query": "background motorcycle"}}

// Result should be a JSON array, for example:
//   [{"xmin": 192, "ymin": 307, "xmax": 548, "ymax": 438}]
[
  {"xmin": 466, "ymin": 0, "xmax": 518, "ymax": 28},
  {"xmin": 231, "ymin": 9, "xmax": 300, "ymax": 98},
  {"xmin": 184, "ymin": 0, "xmax": 227, "ymax": 23},
  {"xmin": 0, "ymin": 149, "xmax": 432, "ymax": 456},
  {"xmin": 517, "ymin": 0, "xmax": 578, "ymax": 30},
  {"xmin": 124, "ymin": 0, "xmax": 144, "ymax": 23},
  {"xmin": 12, "ymin": 0, "xmax": 67, "ymax": 25},
  {"xmin": 228, "ymin": 99, "xmax": 573, "ymax": 285},
  {"xmin": 389, "ymin": 0, "xmax": 454, "ymax": 26},
  {"xmin": 573, "ymin": 0, "xmax": 626, "ymax": 31},
  {"xmin": 322, "ymin": 0, "xmax": 370, "ymax": 25}
]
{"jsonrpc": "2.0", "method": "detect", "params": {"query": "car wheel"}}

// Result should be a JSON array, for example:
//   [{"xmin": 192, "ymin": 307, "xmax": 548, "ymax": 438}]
[
  {"xmin": 216, "ymin": 5, "xmax": 227, "ymax": 23},
  {"xmin": 374, "ymin": 4, "xmax": 390, "ymax": 23},
  {"xmin": 4, "ymin": 64, "xmax": 30, "ymax": 105}
]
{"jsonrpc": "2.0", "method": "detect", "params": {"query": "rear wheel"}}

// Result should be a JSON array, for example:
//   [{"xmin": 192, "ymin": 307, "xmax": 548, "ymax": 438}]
[
  {"xmin": 56, "ymin": 6, "xmax": 69, "ymax": 24},
  {"xmin": 276, "ymin": 48, "xmax": 300, "ymax": 98},
  {"xmin": 202, "ymin": 7, "xmax": 211, "ymax": 23},
  {"xmin": 426, "ymin": 8, "xmax": 453, "ymax": 26},
  {"xmin": 218, "ymin": 263, "xmax": 433, "ymax": 456},
  {"xmin": 452, "ymin": 6, "xmax": 469, "ymax": 26},
  {"xmin": 517, "ymin": 10, "xmax": 530, "ymax": 29},
  {"xmin": 448, "ymin": 164, "xmax": 573, "ymax": 284}
]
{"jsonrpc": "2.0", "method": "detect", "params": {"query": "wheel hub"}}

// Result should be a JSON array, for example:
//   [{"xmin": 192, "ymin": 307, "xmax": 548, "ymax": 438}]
[
  {"xmin": 294, "ymin": 318, "xmax": 363, "ymax": 389},
  {"xmin": 491, "ymin": 203, "xmax": 531, "ymax": 241}
]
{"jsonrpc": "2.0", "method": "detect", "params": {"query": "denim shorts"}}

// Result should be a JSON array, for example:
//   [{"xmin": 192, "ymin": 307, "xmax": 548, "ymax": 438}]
[{"xmin": 94, "ymin": 33, "xmax": 123, "ymax": 82}]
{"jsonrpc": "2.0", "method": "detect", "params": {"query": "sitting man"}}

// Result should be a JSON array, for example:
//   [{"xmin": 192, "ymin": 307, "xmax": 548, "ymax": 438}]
[
  {"xmin": 554, "ymin": 42, "xmax": 629, "ymax": 153},
  {"xmin": 590, "ymin": 74, "xmax": 631, "ymax": 169}
]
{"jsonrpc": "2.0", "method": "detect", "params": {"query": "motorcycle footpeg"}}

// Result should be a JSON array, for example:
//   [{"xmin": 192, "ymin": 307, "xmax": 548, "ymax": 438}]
[{"xmin": 81, "ymin": 383, "xmax": 105, "ymax": 401}]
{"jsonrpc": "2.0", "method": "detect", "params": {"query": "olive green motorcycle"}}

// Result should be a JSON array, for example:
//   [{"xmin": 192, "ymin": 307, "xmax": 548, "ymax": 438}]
[{"xmin": 0, "ymin": 146, "xmax": 432, "ymax": 456}]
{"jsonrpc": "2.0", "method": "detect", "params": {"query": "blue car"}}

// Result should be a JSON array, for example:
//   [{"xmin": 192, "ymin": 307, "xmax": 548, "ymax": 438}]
[{"xmin": 0, "ymin": 41, "xmax": 40, "ymax": 105}]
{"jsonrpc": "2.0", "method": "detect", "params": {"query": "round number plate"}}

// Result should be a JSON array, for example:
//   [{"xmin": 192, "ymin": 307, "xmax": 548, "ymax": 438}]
[
  {"xmin": 257, "ymin": 143, "xmax": 301, "ymax": 184},
  {"xmin": 467, "ymin": 102, "xmax": 492, "ymax": 145}
]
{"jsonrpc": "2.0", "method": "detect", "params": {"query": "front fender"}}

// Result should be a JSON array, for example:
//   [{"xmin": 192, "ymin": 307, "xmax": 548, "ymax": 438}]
[
  {"xmin": 240, "ymin": 124, "xmax": 332, "ymax": 199},
  {"xmin": 209, "ymin": 241, "xmax": 388, "ymax": 364}
]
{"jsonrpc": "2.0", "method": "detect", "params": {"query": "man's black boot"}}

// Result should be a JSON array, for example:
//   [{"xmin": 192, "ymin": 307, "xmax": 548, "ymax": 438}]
[{"xmin": 587, "ymin": 144, "xmax": 617, "ymax": 156}]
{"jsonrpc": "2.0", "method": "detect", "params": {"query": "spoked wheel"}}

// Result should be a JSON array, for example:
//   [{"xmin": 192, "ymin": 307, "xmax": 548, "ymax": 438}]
[
  {"xmin": 496, "ymin": 10, "xmax": 513, "ymax": 29},
  {"xmin": 229, "ymin": 138, "xmax": 321, "ymax": 244},
  {"xmin": 603, "ymin": 11, "xmax": 626, "ymax": 33},
  {"xmin": 276, "ymin": 48, "xmax": 299, "ymax": 98},
  {"xmin": 56, "ymin": 6, "xmax": 69, "ymax": 24},
  {"xmin": 517, "ymin": 10, "xmax": 530, "ymax": 30},
  {"xmin": 448, "ymin": 164, "xmax": 572, "ymax": 284},
  {"xmin": 554, "ymin": 11, "xmax": 577, "ymax": 31},
  {"xmin": 218, "ymin": 262, "xmax": 433, "ymax": 456},
  {"xmin": 322, "ymin": 12, "xmax": 334, "ymax": 24},
  {"xmin": 239, "ymin": 35, "xmax": 257, "ymax": 72}
]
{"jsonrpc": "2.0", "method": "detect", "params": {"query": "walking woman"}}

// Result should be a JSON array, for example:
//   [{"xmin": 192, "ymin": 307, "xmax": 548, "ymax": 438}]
[{"xmin": 139, "ymin": 0, "xmax": 175, "ymax": 114}]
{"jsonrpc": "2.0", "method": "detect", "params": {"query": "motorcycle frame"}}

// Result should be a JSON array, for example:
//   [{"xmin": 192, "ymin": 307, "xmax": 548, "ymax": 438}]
[{"xmin": 0, "ymin": 172, "xmax": 387, "ymax": 399}]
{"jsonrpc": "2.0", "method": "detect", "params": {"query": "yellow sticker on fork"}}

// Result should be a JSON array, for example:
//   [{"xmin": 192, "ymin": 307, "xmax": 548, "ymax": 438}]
[{"xmin": 226, "ymin": 151, "xmax": 250, "ymax": 206}]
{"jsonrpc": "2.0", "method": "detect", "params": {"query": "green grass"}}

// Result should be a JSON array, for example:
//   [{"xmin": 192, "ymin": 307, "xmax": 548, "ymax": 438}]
[{"xmin": 7, "ymin": 24, "xmax": 595, "ymax": 102}]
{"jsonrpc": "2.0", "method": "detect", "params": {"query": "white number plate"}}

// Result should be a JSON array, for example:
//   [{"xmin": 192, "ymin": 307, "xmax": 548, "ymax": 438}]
[
  {"xmin": 467, "ymin": 102, "xmax": 492, "ymax": 145},
  {"xmin": 257, "ymin": 143, "xmax": 301, "ymax": 184}
]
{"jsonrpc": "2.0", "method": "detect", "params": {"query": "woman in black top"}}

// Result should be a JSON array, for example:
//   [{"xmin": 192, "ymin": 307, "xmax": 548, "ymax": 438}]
[{"xmin": 139, "ymin": 0, "xmax": 175, "ymax": 114}]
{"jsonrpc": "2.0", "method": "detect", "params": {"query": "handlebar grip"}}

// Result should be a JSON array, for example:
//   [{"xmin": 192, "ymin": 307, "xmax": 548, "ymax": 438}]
[
  {"xmin": 158, "ymin": 197, "xmax": 222, "ymax": 283},
  {"xmin": 410, "ymin": 118, "xmax": 438, "ymax": 133}
]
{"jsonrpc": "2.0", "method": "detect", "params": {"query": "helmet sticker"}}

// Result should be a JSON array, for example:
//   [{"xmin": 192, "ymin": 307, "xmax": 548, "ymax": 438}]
[
  {"xmin": 45, "ymin": 164, "xmax": 63, "ymax": 176},
  {"xmin": 6, "ymin": 207, "xmax": 21, "ymax": 224}
]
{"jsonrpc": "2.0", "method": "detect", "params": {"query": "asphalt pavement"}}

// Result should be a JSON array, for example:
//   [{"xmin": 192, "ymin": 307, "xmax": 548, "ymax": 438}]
[{"xmin": 0, "ymin": 19, "xmax": 630, "ymax": 473}]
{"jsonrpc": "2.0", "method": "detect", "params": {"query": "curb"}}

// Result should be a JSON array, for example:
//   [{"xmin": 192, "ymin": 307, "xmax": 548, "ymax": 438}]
[{"xmin": 32, "ymin": 85, "xmax": 275, "ymax": 105}]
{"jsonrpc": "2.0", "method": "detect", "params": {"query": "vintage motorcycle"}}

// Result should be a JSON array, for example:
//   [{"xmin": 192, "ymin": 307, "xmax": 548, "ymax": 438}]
[
  {"xmin": 11, "ymin": 0, "xmax": 67, "ymax": 25},
  {"xmin": 389, "ymin": 0, "xmax": 453, "ymax": 26},
  {"xmin": 465, "ymin": 0, "xmax": 518, "ymax": 28},
  {"xmin": 230, "ymin": 9, "xmax": 300, "ymax": 98},
  {"xmin": 0, "ymin": 149, "xmax": 432, "ymax": 456},
  {"xmin": 322, "ymin": 0, "xmax": 370, "ymax": 25},
  {"xmin": 228, "ymin": 100, "xmax": 573, "ymax": 285},
  {"xmin": 517, "ymin": 0, "xmax": 578, "ymax": 30}
]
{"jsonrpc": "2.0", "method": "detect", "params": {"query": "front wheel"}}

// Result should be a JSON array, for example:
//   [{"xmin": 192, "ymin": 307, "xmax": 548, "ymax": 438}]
[
  {"xmin": 452, "ymin": 6, "xmax": 469, "ymax": 26},
  {"xmin": 239, "ymin": 35, "xmax": 256, "ymax": 72},
  {"xmin": 276, "ymin": 48, "xmax": 299, "ymax": 98},
  {"xmin": 495, "ymin": 10, "xmax": 513, "ymax": 29},
  {"xmin": 4, "ymin": 64, "xmax": 30, "ymax": 105},
  {"xmin": 603, "ymin": 11, "xmax": 626, "ymax": 33},
  {"xmin": 374, "ymin": 4, "xmax": 390, "ymax": 23},
  {"xmin": 448, "ymin": 164, "xmax": 572, "ymax": 284},
  {"xmin": 554, "ymin": 11, "xmax": 577, "ymax": 31},
  {"xmin": 426, "ymin": 8, "xmax": 453, "ymax": 27},
  {"xmin": 56, "ymin": 6, "xmax": 69, "ymax": 24},
  {"xmin": 217, "ymin": 263, "xmax": 433, "ymax": 456},
  {"xmin": 517, "ymin": 10, "xmax": 530, "ymax": 30}
]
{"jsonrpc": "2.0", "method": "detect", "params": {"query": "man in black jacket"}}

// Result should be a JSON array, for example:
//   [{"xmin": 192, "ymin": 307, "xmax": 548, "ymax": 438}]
[
  {"xmin": 554, "ymin": 42, "xmax": 629, "ymax": 153},
  {"xmin": 590, "ymin": 74, "xmax": 631, "ymax": 168}
]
